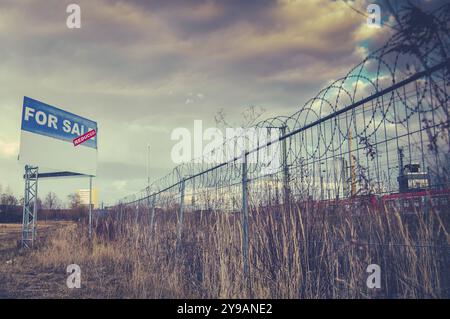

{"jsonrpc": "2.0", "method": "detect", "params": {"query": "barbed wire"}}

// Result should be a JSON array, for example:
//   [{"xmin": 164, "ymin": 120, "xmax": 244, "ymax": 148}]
[{"xmin": 116, "ymin": 4, "xmax": 450, "ymax": 209}]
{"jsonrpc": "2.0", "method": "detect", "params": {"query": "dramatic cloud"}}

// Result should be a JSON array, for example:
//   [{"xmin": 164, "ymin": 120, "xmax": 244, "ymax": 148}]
[{"xmin": 0, "ymin": 0, "xmax": 438, "ymax": 204}]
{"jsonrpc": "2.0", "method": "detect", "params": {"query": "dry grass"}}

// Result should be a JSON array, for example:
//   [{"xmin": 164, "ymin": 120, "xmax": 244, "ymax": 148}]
[
  {"xmin": 1, "ymin": 200, "xmax": 448, "ymax": 299},
  {"xmin": 0, "ymin": 221, "xmax": 75, "ymax": 298}
]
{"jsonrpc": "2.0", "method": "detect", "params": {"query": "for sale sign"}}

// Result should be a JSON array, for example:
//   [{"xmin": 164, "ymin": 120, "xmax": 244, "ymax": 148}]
[{"xmin": 19, "ymin": 97, "xmax": 98, "ymax": 176}]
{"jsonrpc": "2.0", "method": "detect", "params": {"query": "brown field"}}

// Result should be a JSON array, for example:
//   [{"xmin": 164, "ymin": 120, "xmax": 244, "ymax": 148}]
[
  {"xmin": 0, "ymin": 221, "xmax": 77, "ymax": 298},
  {"xmin": 0, "ymin": 200, "xmax": 448, "ymax": 299}
]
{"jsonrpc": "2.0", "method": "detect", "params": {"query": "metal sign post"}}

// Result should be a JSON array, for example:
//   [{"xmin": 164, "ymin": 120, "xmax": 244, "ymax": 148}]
[
  {"xmin": 89, "ymin": 176, "xmax": 92, "ymax": 240},
  {"xmin": 18, "ymin": 96, "xmax": 99, "ymax": 246},
  {"xmin": 22, "ymin": 165, "xmax": 39, "ymax": 248},
  {"xmin": 21, "ymin": 169, "xmax": 94, "ymax": 247}
]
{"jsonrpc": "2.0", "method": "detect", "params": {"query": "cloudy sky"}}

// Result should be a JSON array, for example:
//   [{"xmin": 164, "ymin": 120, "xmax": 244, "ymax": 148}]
[{"xmin": 0, "ymin": 0, "xmax": 438, "ymax": 205}]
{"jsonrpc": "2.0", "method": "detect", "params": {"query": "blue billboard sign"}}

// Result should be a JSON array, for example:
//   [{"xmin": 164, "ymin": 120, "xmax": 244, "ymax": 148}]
[{"xmin": 21, "ymin": 97, "xmax": 97, "ymax": 149}]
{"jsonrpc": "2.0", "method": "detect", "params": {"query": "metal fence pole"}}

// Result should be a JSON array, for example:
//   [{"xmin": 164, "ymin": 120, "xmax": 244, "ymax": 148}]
[
  {"xmin": 242, "ymin": 153, "xmax": 250, "ymax": 283},
  {"xmin": 192, "ymin": 177, "xmax": 196, "ymax": 209},
  {"xmin": 135, "ymin": 200, "xmax": 139, "ymax": 224},
  {"xmin": 280, "ymin": 126, "xmax": 290, "ymax": 206},
  {"xmin": 177, "ymin": 178, "xmax": 186, "ymax": 251},
  {"xmin": 149, "ymin": 194, "xmax": 156, "ymax": 231}
]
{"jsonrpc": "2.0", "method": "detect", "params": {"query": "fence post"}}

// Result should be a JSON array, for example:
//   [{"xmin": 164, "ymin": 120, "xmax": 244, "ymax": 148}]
[
  {"xmin": 149, "ymin": 193, "xmax": 156, "ymax": 231},
  {"xmin": 135, "ymin": 199, "xmax": 139, "ymax": 224},
  {"xmin": 192, "ymin": 177, "xmax": 196, "ymax": 209},
  {"xmin": 280, "ymin": 126, "xmax": 290, "ymax": 206},
  {"xmin": 88, "ymin": 176, "xmax": 92, "ymax": 240},
  {"xmin": 177, "ymin": 178, "xmax": 186, "ymax": 251},
  {"xmin": 147, "ymin": 188, "xmax": 151, "ymax": 227},
  {"xmin": 242, "ymin": 152, "xmax": 250, "ymax": 286}
]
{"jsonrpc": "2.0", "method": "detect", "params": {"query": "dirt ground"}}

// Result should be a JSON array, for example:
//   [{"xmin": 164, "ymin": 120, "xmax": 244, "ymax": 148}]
[{"xmin": 0, "ymin": 221, "xmax": 76, "ymax": 298}]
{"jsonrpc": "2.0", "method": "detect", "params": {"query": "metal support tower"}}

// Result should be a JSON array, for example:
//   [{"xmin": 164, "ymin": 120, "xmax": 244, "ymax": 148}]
[{"xmin": 22, "ymin": 165, "xmax": 39, "ymax": 248}]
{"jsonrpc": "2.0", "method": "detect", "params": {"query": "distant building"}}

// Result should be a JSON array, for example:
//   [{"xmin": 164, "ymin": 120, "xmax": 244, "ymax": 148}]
[
  {"xmin": 398, "ymin": 163, "xmax": 430, "ymax": 193},
  {"xmin": 397, "ymin": 148, "xmax": 430, "ymax": 193},
  {"xmin": 77, "ymin": 188, "xmax": 99, "ymax": 209}
]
